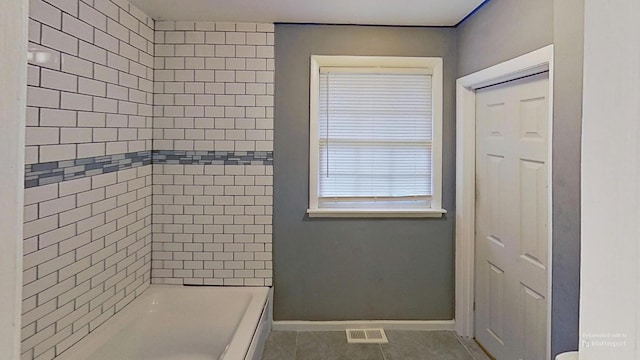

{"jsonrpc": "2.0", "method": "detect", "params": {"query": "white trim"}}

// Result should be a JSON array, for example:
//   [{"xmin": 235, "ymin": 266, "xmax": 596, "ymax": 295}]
[
  {"xmin": 0, "ymin": 0, "xmax": 27, "ymax": 358},
  {"xmin": 463, "ymin": 64, "xmax": 550, "ymax": 91},
  {"xmin": 311, "ymin": 55, "xmax": 441, "ymax": 68},
  {"xmin": 306, "ymin": 208, "xmax": 446, "ymax": 218},
  {"xmin": 320, "ymin": 67, "xmax": 433, "ymax": 75},
  {"xmin": 454, "ymin": 45, "xmax": 554, "ymax": 360},
  {"xmin": 309, "ymin": 56, "xmax": 320, "ymax": 210},
  {"xmin": 272, "ymin": 320, "xmax": 456, "ymax": 332},
  {"xmin": 546, "ymin": 52, "xmax": 555, "ymax": 360},
  {"xmin": 431, "ymin": 56, "xmax": 444, "ymax": 212},
  {"xmin": 308, "ymin": 55, "xmax": 444, "ymax": 217}
]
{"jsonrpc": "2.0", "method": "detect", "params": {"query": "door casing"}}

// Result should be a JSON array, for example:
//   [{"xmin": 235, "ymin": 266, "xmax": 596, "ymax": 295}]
[{"xmin": 454, "ymin": 45, "xmax": 554, "ymax": 360}]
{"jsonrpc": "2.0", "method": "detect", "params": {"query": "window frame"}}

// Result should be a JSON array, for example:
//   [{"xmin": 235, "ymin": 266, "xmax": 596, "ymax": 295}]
[{"xmin": 307, "ymin": 55, "xmax": 446, "ymax": 218}]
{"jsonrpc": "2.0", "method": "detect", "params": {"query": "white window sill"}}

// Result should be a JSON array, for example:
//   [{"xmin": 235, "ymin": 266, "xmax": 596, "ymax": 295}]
[{"xmin": 306, "ymin": 208, "xmax": 447, "ymax": 218}]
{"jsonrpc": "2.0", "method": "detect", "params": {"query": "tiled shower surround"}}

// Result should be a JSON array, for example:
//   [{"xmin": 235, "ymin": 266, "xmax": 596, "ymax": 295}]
[
  {"xmin": 151, "ymin": 21, "xmax": 274, "ymax": 286},
  {"xmin": 23, "ymin": 0, "xmax": 154, "ymax": 358},
  {"xmin": 23, "ymin": 0, "xmax": 273, "ymax": 358}
]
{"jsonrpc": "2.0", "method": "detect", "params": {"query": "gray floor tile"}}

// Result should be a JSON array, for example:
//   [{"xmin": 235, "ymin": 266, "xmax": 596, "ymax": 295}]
[
  {"xmin": 296, "ymin": 331, "xmax": 384, "ymax": 360},
  {"xmin": 381, "ymin": 331, "xmax": 473, "ymax": 360},
  {"xmin": 457, "ymin": 337, "xmax": 493, "ymax": 360},
  {"xmin": 261, "ymin": 331, "xmax": 297, "ymax": 360}
]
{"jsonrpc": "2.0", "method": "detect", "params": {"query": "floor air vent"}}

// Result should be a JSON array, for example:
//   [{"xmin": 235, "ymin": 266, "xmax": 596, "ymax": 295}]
[{"xmin": 345, "ymin": 328, "xmax": 388, "ymax": 344}]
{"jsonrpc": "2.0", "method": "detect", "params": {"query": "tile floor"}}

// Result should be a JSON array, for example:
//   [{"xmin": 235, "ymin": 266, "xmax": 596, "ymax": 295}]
[{"xmin": 261, "ymin": 330, "xmax": 493, "ymax": 360}]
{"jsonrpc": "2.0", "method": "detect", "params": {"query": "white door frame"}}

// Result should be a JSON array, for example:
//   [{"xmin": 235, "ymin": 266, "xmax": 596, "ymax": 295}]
[{"xmin": 454, "ymin": 45, "xmax": 554, "ymax": 359}]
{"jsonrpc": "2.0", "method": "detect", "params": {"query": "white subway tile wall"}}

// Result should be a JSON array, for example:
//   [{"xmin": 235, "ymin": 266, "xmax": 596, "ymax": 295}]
[
  {"xmin": 26, "ymin": 0, "xmax": 154, "ymax": 165},
  {"xmin": 151, "ymin": 21, "xmax": 274, "ymax": 286},
  {"xmin": 24, "ymin": 5, "xmax": 274, "ymax": 358},
  {"xmin": 24, "ymin": 0, "xmax": 154, "ymax": 359},
  {"xmin": 22, "ymin": 167, "xmax": 152, "ymax": 360}
]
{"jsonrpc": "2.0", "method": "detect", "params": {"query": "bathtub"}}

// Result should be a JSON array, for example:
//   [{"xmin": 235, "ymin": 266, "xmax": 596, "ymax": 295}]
[{"xmin": 56, "ymin": 285, "xmax": 271, "ymax": 360}]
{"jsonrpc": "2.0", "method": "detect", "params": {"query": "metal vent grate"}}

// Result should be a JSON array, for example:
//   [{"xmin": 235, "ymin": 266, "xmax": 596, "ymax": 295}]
[{"xmin": 346, "ymin": 328, "xmax": 388, "ymax": 344}]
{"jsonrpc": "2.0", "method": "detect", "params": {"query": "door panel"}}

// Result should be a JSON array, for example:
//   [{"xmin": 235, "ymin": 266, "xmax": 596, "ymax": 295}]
[
  {"xmin": 519, "ymin": 159, "xmax": 546, "ymax": 269},
  {"xmin": 519, "ymin": 96, "xmax": 547, "ymax": 140},
  {"xmin": 488, "ymin": 262, "xmax": 506, "ymax": 344},
  {"xmin": 487, "ymin": 154, "xmax": 505, "ymax": 245},
  {"xmin": 475, "ymin": 73, "xmax": 549, "ymax": 360},
  {"xmin": 520, "ymin": 284, "xmax": 546, "ymax": 360}
]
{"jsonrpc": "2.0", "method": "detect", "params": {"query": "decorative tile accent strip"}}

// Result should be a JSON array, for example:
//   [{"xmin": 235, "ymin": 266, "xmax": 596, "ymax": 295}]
[
  {"xmin": 24, "ymin": 150, "xmax": 274, "ymax": 188},
  {"xmin": 24, "ymin": 151, "xmax": 152, "ymax": 188},
  {"xmin": 152, "ymin": 150, "xmax": 274, "ymax": 166}
]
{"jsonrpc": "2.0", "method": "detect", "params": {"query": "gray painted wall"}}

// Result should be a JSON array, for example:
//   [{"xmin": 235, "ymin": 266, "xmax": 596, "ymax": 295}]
[
  {"xmin": 457, "ymin": 0, "xmax": 553, "ymax": 77},
  {"xmin": 457, "ymin": 0, "xmax": 583, "ymax": 356},
  {"xmin": 273, "ymin": 24, "xmax": 458, "ymax": 321},
  {"xmin": 551, "ymin": 0, "xmax": 583, "ymax": 356}
]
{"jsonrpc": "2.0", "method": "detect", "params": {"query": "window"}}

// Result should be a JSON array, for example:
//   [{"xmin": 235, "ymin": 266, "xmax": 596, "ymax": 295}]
[{"xmin": 308, "ymin": 56, "xmax": 446, "ymax": 218}]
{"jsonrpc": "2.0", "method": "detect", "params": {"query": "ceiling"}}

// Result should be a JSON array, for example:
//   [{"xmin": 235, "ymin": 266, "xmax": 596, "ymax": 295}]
[{"xmin": 129, "ymin": 0, "xmax": 486, "ymax": 27}]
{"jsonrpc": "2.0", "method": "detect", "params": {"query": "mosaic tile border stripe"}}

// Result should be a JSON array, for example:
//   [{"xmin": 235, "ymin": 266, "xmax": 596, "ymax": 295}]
[
  {"xmin": 24, "ymin": 151, "xmax": 152, "ymax": 188},
  {"xmin": 152, "ymin": 150, "xmax": 274, "ymax": 166},
  {"xmin": 24, "ymin": 150, "xmax": 274, "ymax": 188}
]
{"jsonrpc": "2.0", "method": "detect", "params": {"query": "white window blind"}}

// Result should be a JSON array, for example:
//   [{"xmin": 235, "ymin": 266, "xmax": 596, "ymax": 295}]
[{"xmin": 317, "ymin": 68, "xmax": 433, "ymax": 208}]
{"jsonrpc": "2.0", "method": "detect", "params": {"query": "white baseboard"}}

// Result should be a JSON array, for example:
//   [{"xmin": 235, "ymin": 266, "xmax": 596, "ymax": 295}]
[{"xmin": 272, "ymin": 320, "xmax": 455, "ymax": 332}]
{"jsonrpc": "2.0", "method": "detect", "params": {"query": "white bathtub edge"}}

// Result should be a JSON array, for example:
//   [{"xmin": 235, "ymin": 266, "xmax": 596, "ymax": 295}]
[
  {"xmin": 245, "ymin": 287, "xmax": 272, "ymax": 360},
  {"xmin": 55, "ymin": 285, "xmax": 270, "ymax": 360},
  {"xmin": 222, "ymin": 286, "xmax": 270, "ymax": 360}
]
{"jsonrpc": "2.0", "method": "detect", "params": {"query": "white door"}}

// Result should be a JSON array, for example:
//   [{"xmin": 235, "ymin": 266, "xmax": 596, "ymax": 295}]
[{"xmin": 474, "ymin": 73, "xmax": 550, "ymax": 360}]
